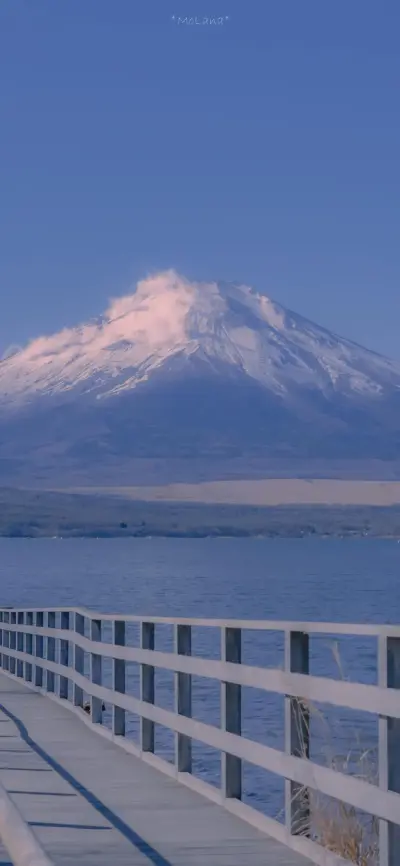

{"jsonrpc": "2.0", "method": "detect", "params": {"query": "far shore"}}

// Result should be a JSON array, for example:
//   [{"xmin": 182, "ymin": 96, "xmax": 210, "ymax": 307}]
[
  {"xmin": 59, "ymin": 478, "xmax": 400, "ymax": 507},
  {"xmin": 2, "ymin": 486, "xmax": 400, "ymax": 538}
]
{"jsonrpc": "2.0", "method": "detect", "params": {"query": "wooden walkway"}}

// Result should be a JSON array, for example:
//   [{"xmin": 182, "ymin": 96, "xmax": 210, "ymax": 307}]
[{"xmin": 0, "ymin": 673, "xmax": 311, "ymax": 866}]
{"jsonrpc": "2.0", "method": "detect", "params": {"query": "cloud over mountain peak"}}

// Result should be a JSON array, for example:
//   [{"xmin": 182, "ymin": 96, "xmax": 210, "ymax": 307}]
[{"xmin": 0, "ymin": 270, "xmax": 399, "ymax": 408}]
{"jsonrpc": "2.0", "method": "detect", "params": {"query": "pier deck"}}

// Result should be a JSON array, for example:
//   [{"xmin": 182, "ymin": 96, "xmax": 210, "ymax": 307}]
[
  {"xmin": 0, "ymin": 673, "xmax": 309, "ymax": 865},
  {"xmin": 1, "ymin": 608, "xmax": 400, "ymax": 866}
]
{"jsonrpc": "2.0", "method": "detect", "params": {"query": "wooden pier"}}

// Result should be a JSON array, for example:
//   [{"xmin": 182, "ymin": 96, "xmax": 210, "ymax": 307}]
[{"xmin": 0, "ymin": 609, "xmax": 399, "ymax": 865}]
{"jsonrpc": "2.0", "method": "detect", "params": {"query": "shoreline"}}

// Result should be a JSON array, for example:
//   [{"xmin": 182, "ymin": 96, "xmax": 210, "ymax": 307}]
[
  {"xmin": 2, "ymin": 487, "xmax": 400, "ymax": 540},
  {"xmin": 1, "ymin": 530, "xmax": 400, "ymax": 540}
]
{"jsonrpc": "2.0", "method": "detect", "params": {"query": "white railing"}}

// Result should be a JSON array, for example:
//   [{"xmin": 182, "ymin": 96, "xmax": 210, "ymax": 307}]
[{"xmin": 1, "ymin": 608, "xmax": 400, "ymax": 866}]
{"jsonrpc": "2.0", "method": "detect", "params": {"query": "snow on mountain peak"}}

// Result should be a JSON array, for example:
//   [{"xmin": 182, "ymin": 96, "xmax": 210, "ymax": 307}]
[
  {"xmin": 0, "ymin": 269, "xmax": 399, "ymax": 406},
  {"xmin": 95, "ymin": 270, "xmax": 289, "ymax": 343},
  {"xmin": 105, "ymin": 270, "xmax": 198, "ymax": 346}
]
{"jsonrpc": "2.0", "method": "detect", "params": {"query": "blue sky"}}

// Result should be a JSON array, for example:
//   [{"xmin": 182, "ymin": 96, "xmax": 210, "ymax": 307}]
[{"xmin": 0, "ymin": 0, "xmax": 399, "ymax": 357}]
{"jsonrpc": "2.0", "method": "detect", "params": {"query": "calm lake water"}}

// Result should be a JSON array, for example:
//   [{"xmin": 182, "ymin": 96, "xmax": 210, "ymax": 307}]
[
  {"xmin": 1, "ymin": 537, "xmax": 398, "ymax": 818},
  {"xmin": 1, "ymin": 536, "xmax": 399, "ymax": 620}
]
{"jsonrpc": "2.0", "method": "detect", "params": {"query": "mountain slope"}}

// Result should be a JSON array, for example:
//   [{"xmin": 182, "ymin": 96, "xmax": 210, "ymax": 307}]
[
  {"xmin": 1, "ymin": 270, "xmax": 399, "ymax": 404},
  {"xmin": 0, "ymin": 270, "xmax": 399, "ymax": 482}
]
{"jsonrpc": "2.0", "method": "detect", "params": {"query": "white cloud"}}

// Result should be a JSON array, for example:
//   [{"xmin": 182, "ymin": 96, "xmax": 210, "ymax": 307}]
[{"xmin": 1, "ymin": 344, "xmax": 22, "ymax": 361}]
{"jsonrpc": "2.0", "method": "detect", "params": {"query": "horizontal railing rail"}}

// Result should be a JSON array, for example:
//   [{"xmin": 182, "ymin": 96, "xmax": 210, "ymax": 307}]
[
  {"xmin": 4, "ymin": 607, "xmax": 400, "ymax": 635},
  {"xmin": 5, "ymin": 623, "xmax": 400, "ymax": 720},
  {"xmin": 0, "ymin": 608, "xmax": 399, "ymax": 866}
]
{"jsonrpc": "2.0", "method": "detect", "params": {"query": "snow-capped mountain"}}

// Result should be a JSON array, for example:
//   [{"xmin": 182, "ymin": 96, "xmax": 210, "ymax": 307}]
[
  {"xmin": 0, "ymin": 270, "xmax": 400, "ymax": 482},
  {"xmin": 0, "ymin": 270, "xmax": 399, "ymax": 405}
]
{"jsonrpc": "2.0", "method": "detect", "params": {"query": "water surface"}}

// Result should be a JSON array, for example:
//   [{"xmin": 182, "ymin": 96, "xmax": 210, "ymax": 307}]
[{"xmin": 1, "ymin": 538, "xmax": 397, "ymax": 818}]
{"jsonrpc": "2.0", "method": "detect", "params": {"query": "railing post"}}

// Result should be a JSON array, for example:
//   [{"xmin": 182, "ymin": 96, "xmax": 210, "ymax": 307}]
[
  {"xmin": 73, "ymin": 613, "xmax": 85, "ymax": 708},
  {"xmin": 90, "ymin": 618, "xmax": 102, "ymax": 723},
  {"xmin": 221, "ymin": 626, "xmax": 242, "ymax": 799},
  {"xmin": 113, "ymin": 620, "xmax": 126, "ymax": 736},
  {"xmin": 2, "ymin": 612, "xmax": 10, "ymax": 671},
  {"xmin": 285, "ymin": 629, "xmax": 310, "ymax": 836},
  {"xmin": 175, "ymin": 624, "xmax": 192, "ymax": 774},
  {"xmin": 17, "ymin": 612, "xmax": 24, "ymax": 678},
  {"xmin": 59, "ymin": 612, "xmax": 70, "ymax": 700},
  {"xmin": 379, "ymin": 634, "xmax": 400, "ymax": 866},
  {"xmin": 9, "ymin": 612, "xmax": 16, "ymax": 675},
  {"xmin": 25, "ymin": 612, "xmax": 33, "ymax": 682},
  {"xmin": 0, "ymin": 611, "xmax": 3, "ymax": 668},
  {"xmin": 34, "ymin": 612, "xmax": 44, "ymax": 687},
  {"xmin": 140, "ymin": 621, "xmax": 155, "ymax": 753},
  {"xmin": 46, "ymin": 612, "xmax": 56, "ymax": 693}
]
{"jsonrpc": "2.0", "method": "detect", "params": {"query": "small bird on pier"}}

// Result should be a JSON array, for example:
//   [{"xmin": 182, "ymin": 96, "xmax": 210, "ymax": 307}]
[{"xmin": 83, "ymin": 700, "xmax": 106, "ymax": 714}]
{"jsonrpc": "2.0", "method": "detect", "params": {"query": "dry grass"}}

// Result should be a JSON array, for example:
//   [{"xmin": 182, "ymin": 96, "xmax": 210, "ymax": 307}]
[
  {"xmin": 284, "ymin": 642, "xmax": 379, "ymax": 865},
  {"xmin": 311, "ymin": 801, "xmax": 378, "ymax": 866}
]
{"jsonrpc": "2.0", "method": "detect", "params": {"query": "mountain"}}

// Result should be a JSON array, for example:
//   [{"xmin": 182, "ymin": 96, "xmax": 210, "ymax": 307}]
[{"xmin": 1, "ymin": 270, "xmax": 400, "ymax": 484}]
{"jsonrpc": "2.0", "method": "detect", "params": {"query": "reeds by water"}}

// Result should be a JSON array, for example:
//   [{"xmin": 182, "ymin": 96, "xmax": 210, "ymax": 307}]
[{"xmin": 284, "ymin": 642, "xmax": 379, "ymax": 865}]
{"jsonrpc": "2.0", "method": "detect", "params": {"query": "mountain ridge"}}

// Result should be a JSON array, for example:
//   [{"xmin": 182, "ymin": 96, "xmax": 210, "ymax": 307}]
[
  {"xmin": 1, "ymin": 270, "xmax": 399, "ymax": 406},
  {"xmin": 0, "ymin": 270, "xmax": 399, "ymax": 482}
]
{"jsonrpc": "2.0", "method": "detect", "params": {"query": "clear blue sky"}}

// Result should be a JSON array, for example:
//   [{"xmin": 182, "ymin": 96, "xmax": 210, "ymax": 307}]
[{"xmin": 1, "ymin": 0, "xmax": 399, "ymax": 357}]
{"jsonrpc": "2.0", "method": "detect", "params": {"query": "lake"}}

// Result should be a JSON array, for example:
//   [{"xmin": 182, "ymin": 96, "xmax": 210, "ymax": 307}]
[
  {"xmin": 1, "ymin": 536, "xmax": 399, "ymax": 621},
  {"xmin": 1, "ymin": 537, "xmax": 398, "ymax": 819}
]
